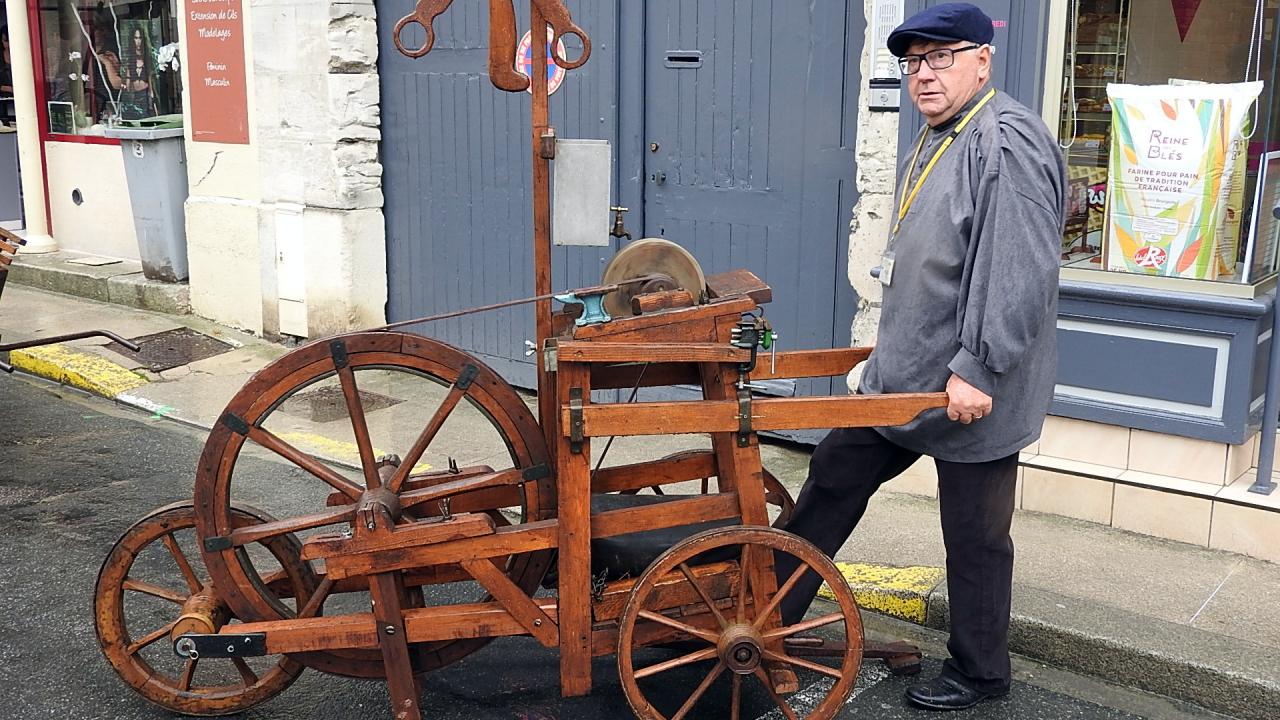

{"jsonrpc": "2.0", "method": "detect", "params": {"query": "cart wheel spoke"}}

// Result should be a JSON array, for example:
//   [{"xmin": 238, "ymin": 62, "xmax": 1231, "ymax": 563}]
[
  {"xmin": 762, "ymin": 612, "xmax": 845, "ymax": 642},
  {"xmin": 636, "ymin": 609, "xmax": 718, "ymax": 643},
  {"xmin": 752, "ymin": 667, "xmax": 799, "ymax": 720},
  {"xmin": 671, "ymin": 661, "xmax": 725, "ymax": 720},
  {"xmin": 388, "ymin": 384, "xmax": 467, "ymax": 494},
  {"xmin": 679, "ymin": 563, "xmax": 728, "ymax": 629},
  {"xmin": 736, "ymin": 544, "xmax": 752, "ymax": 623},
  {"xmin": 635, "ymin": 646, "xmax": 718, "ymax": 680},
  {"xmin": 232, "ymin": 657, "xmax": 259, "ymax": 687},
  {"xmin": 298, "ymin": 577, "xmax": 336, "ymax": 619},
  {"xmin": 762, "ymin": 649, "xmax": 843, "ymax": 680},
  {"xmin": 335, "ymin": 366, "xmax": 381, "ymax": 489},
  {"xmin": 752, "ymin": 562, "xmax": 808, "ymax": 631},
  {"xmin": 126, "ymin": 619, "xmax": 180, "ymax": 656},
  {"xmin": 122, "ymin": 578, "xmax": 188, "ymax": 605},
  {"xmin": 161, "ymin": 533, "xmax": 203, "ymax": 594},
  {"xmin": 178, "ymin": 658, "xmax": 199, "ymax": 691},
  {"xmin": 244, "ymin": 424, "xmax": 364, "ymax": 501},
  {"xmin": 730, "ymin": 673, "xmax": 742, "ymax": 720}
]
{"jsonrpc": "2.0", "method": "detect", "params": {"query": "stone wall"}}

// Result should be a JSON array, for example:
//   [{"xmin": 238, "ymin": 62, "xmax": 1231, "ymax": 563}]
[
  {"xmin": 183, "ymin": 0, "xmax": 386, "ymax": 338},
  {"xmin": 845, "ymin": 0, "xmax": 902, "ymax": 387}
]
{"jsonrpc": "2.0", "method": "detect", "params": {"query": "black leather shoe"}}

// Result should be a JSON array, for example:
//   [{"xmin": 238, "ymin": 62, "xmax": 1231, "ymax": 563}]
[{"xmin": 904, "ymin": 675, "xmax": 1008, "ymax": 711}]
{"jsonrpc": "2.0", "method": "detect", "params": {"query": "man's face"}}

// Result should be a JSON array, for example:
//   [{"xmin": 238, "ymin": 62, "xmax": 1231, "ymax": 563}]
[{"xmin": 905, "ymin": 39, "xmax": 991, "ymax": 126}]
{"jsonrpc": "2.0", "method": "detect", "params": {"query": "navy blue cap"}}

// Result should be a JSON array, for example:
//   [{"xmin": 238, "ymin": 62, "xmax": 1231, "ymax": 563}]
[{"xmin": 887, "ymin": 3, "xmax": 995, "ymax": 57}]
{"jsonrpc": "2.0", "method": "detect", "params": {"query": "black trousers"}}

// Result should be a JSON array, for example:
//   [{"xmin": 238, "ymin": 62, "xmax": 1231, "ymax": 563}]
[{"xmin": 776, "ymin": 427, "xmax": 1018, "ymax": 693}]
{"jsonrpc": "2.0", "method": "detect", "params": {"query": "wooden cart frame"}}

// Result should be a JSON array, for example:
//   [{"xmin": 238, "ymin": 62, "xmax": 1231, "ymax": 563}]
[{"xmin": 92, "ymin": 3, "xmax": 948, "ymax": 719}]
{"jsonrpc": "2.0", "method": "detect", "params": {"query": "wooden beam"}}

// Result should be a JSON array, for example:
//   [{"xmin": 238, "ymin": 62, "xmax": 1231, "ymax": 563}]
[
  {"xmin": 564, "ymin": 393, "xmax": 949, "ymax": 436},
  {"xmin": 557, "ymin": 341, "xmax": 751, "ymax": 365},
  {"xmin": 748, "ymin": 348, "xmax": 873, "ymax": 382},
  {"xmin": 591, "ymin": 450, "xmax": 716, "ymax": 494}
]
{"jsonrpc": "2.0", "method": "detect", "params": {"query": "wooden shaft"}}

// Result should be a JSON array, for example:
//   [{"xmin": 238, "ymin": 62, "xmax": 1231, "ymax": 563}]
[
  {"xmin": 556, "ymin": 362, "xmax": 593, "ymax": 697},
  {"xmin": 562, "ymin": 393, "xmax": 950, "ymax": 436},
  {"xmin": 632, "ymin": 289, "xmax": 696, "ymax": 314}
]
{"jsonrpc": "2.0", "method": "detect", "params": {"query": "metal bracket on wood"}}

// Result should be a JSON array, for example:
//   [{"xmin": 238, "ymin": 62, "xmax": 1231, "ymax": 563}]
[
  {"xmin": 330, "ymin": 339, "xmax": 350, "ymax": 369},
  {"xmin": 543, "ymin": 339, "xmax": 558, "ymax": 372},
  {"xmin": 736, "ymin": 387, "xmax": 753, "ymax": 448},
  {"xmin": 455, "ymin": 363, "xmax": 479, "ymax": 390},
  {"xmin": 203, "ymin": 535, "xmax": 233, "ymax": 552},
  {"xmin": 220, "ymin": 413, "xmax": 250, "ymax": 436},
  {"xmin": 569, "ymin": 387, "xmax": 585, "ymax": 454}
]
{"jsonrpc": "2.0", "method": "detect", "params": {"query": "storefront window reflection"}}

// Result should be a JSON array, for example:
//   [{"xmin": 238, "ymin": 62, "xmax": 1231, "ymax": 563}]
[
  {"xmin": 37, "ymin": 0, "xmax": 181, "ymax": 133},
  {"xmin": 1058, "ymin": 0, "xmax": 1279, "ymax": 284}
]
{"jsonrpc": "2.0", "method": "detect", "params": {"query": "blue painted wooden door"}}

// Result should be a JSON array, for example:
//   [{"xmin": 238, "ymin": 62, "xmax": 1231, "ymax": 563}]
[
  {"xmin": 641, "ymin": 0, "xmax": 865, "ymax": 403},
  {"xmin": 381, "ymin": 2, "xmax": 864, "ymax": 424}
]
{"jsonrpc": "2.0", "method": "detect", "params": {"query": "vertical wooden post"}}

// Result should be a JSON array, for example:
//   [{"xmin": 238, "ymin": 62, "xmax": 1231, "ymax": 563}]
[
  {"xmin": 556, "ymin": 360, "xmax": 593, "ymax": 696},
  {"xmin": 530, "ymin": 0, "xmax": 557, "ymax": 467},
  {"xmin": 369, "ymin": 572, "xmax": 422, "ymax": 720}
]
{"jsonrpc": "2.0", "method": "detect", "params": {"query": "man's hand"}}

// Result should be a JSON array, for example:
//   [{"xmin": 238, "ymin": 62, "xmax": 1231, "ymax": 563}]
[{"xmin": 946, "ymin": 373, "xmax": 992, "ymax": 424}]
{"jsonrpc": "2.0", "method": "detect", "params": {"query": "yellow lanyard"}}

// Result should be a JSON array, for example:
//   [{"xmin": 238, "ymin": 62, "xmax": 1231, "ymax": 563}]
[{"xmin": 893, "ymin": 88, "xmax": 998, "ymax": 236}]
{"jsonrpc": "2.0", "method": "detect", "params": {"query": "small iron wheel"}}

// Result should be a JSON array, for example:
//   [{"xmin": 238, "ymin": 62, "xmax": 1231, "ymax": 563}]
[
  {"xmin": 94, "ymin": 502, "xmax": 308, "ymax": 716},
  {"xmin": 625, "ymin": 450, "xmax": 796, "ymax": 529},
  {"xmin": 617, "ymin": 526, "xmax": 863, "ymax": 720},
  {"xmin": 194, "ymin": 332, "xmax": 554, "ymax": 678}
]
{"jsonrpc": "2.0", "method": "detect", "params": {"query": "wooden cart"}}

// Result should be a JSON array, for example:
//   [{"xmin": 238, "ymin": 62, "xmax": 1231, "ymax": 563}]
[{"xmin": 92, "ymin": 3, "xmax": 948, "ymax": 718}]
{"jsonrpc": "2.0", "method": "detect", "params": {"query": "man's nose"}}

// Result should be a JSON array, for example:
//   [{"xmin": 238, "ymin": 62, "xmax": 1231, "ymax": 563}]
[{"xmin": 915, "ymin": 63, "xmax": 939, "ymax": 82}]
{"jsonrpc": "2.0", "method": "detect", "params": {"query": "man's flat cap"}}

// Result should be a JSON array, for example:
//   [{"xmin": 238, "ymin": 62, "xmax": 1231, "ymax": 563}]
[{"xmin": 887, "ymin": 2, "xmax": 995, "ymax": 57}]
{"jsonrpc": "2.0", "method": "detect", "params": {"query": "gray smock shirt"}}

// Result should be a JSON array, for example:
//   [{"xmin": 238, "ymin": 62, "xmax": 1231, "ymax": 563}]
[{"xmin": 859, "ymin": 88, "xmax": 1067, "ymax": 463}]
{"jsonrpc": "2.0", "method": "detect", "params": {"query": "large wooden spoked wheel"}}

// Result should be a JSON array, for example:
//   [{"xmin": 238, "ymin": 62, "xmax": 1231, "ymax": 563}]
[
  {"xmin": 194, "ymin": 332, "xmax": 554, "ymax": 679},
  {"xmin": 617, "ymin": 527, "xmax": 863, "ymax": 720},
  {"xmin": 95, "ymin": 502, "xmax": 308, "ymax": 716}
]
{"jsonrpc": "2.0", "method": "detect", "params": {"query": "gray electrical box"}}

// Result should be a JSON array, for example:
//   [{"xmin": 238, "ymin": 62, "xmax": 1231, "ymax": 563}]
[
  {"xmin": 101, "ymin": 126, "xmax": 190, "ymax": 282},
  {"xmin": 552, "ymin": 139, "xmax": 611, "ymax": 247}
]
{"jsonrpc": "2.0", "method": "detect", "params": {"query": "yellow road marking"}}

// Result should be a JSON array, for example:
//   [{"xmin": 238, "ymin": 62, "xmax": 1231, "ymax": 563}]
[
  {"xmin": 10, "ymin": 344, "xmax": 147, "ymax": 398},
  {"xmin": 818, "ymin": 562, "xmax": 945, "ymax": 624},
  {"xmin": 277, "ymin": 432, "xmax": 432, "ymax": 475}
]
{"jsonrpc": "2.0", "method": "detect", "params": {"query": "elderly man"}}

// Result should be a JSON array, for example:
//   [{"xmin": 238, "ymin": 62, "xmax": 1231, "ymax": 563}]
[{"xmin": 777, "ymin": 2, "xmax": 1066, "ymax": 712}]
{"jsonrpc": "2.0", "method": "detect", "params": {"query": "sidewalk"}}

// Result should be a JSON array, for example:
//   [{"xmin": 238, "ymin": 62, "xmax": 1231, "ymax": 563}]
[{"xmin": 1, "ymin": 284, "xmax": 1276, "ymax": 719}]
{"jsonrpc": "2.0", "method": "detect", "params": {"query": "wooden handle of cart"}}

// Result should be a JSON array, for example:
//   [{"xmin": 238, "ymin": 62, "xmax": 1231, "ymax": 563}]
[{"xmin": 562, "ymin": 392, "xmax": 950, "ymax": 437}]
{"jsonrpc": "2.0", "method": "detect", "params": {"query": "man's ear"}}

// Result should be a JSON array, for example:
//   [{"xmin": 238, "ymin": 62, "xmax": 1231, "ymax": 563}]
[{"xmin": 977, "ymin": 45, "xmax": 993, "ymax": 83}]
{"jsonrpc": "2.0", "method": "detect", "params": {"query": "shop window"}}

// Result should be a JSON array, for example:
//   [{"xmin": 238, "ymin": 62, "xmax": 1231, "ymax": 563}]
[
  {"xmin": 36, "ymin": 0, "xmax": 181, "ymax": 135},
  {"xmin": 1057, "ymin": 0, "xmax": 1280, "ymax": 284}
]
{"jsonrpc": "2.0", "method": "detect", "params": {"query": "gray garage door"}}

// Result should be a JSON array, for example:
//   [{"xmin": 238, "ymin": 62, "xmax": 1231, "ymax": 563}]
[{"xmin": 380, "ymin": 1, "xmax": 865, "ymax": 411}]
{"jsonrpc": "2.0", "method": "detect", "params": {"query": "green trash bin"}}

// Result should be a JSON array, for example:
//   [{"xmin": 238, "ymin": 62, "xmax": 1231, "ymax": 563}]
[{"xmin": 102, "ymin": 121, "xmax": 189, "ymax": 282}]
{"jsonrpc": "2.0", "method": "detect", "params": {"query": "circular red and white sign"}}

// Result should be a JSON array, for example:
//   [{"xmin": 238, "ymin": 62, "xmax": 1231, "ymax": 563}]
[
  {"xmin": 1133, "ymin": 245, "xmax": 1169, "ymax": 269},
  {"xmin": 516, "ymin": 29, "xmax": 568, "ymax": 96}
]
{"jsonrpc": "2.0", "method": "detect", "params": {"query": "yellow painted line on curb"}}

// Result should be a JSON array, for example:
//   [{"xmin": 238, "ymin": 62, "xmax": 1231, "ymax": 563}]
[
  {"xmin": 277, "ymin": 432, "xmax": 432, "ymax": 475},
  {"xmin": 10, "ymin": 344, "xmax": 148, "ymax": 398},
  {"xmin": 819, "ymin": 562, "xmax": 945, "ymax": 625}
]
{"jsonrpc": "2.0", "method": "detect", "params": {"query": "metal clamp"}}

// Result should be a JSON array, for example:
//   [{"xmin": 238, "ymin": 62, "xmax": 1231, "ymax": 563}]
[
  {"xmin": 736, "ymin": 386, "xmax": 753, "ymax": 448},
  {"xmin": 569, "ymin": 387, "xmax": 585, "ymax": 454},
  {"xmin": 174, "ymin": 633, "xmax": 267, "ymax": 659}
]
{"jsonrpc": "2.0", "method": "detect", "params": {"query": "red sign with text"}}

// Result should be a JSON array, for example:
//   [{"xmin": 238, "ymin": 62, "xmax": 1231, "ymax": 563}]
[{"xmin": 185, "ymin": 0, "xmax": 249, "ymax": 144}]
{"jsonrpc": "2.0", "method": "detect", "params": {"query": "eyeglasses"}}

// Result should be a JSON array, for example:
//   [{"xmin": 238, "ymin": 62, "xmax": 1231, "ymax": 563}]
[{"xmin": 898, "ymin": 44, "xmax": 982, "ymax": 75}]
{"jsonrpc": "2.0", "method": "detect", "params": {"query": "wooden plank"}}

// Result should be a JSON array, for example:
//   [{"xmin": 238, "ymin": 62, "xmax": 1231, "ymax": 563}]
[
  {"xmin": 463, "ymin": 559, "xmax": 559, "ymax": 647},
  {"xmin": 592, "ymin": 561, "xmax": 738, "ymax": 623},
  {"xmin": 397, "ymin": 467, "xmax": 528, "ymax": 510},
  {"xmin": 556, "ymin": 362, "xmax": 594, "ymax": 697},
  {"xmin": 557, "ymin": 340, "xmax": 751, "ymax": 365},
  {"xmin": 571, "ymin": 296, "xmax": 756, "ymax": 341},
  {"xmin": 321, "ymin": 520, "xmax": 559, "ymax": 581},
  {"xmin": 592, "ymin": 450, "xmax": 716, "ymax": 494},
  {"xmin": 566, "ymin": 393, "xmax": 950, "ymax": 436},
  {"xmin": 301, "ymin": 513, "xmax": 496, "ymax": 561},
  {"xmin": 326, "ymin": 465, "xmax": 495, "ymax": 506},
  {"xmin": 705, "ymin": 268, "xmax": 772, "ymax": 305},
  {"xmin": 748, "ymin": 348, "xmax": 873, "ymax": 382},
  {"xmin": 590, "ymin": 362, "xmax": 701, "ymax": 390},
  {"xmin": 591, "ymin": 493, "xmax": 739, "ymax": 540}
]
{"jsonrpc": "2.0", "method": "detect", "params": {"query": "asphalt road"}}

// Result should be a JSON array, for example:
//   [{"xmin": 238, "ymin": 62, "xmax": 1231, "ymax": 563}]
[{"xmin": 0, "ymin": 375, "xmax": 1230, "ymax": 720}]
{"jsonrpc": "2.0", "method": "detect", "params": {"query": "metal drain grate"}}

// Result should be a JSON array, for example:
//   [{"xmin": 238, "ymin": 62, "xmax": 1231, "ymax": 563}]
[
  {"xmin": 108, "ymin": 327, "xmax": 235, "ymax": 372},
  {"xmin": 280, "ymin": 385, "xmax": 404, "ymax": 423}
]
